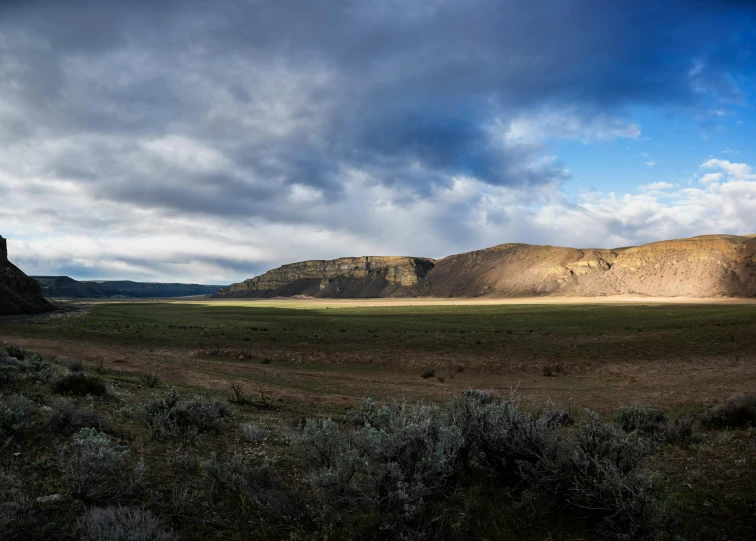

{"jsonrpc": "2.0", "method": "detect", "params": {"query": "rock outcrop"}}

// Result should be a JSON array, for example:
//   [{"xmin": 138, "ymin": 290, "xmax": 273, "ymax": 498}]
[
  {"xmin": 217, "ymin": 234, "xmax": 756, "ymax": 299},
  {"xmin": 0, "ymin": 236, "xmax": 55, "ymax": 315},
  {"xmin": 34, "ymin": 276, "xmax": 224, "ymax": 299},
  {"xmin": 215, "ymin": 256, "xmax": 435, "ymax": 298}
]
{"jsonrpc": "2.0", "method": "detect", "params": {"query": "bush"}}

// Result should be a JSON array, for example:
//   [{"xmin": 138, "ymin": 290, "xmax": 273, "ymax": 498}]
[
  {"xmin": 201, "ymin": 453, "xmax": 297, "ymax": 520},
  {"xmin": 78, "ymin": 506, "xmax": 178, "ymax": 541},
  {"xmin": 294, "ymin": 398, "xmax": 464, "ymax": 533},
  {"xmin": 240, "ymin": 422, "xmax": 262, "ymax": 443},
  {"xmin": 60, "ymin": 428, "xmax": 144, "ymax": 501},
  {"xmin": 1, "ymin": 354, "xmax": 61, "ymax": 384},
  {"xmin": 447, "ymin": 390, "xmax": 558, "ymax": 478},
  {"xmin": 0, "ymin": 395, "xmax": 36, "ymax": 447},
  {"xmin": 47, "ymin": 400, "xmax": 109, "ymax": 436},
  {"xmin": 52, "ymin": 373, "xmax": 107, "ymax": 397},
  {"xmin": 137, "ymin": 387, "xmax": 232, "ymax": 440},
  {"xmin": 293, "ymin": 391, "xmax": 667, "ymax": 539},
  {"xmin": 4, "ymin": 347, "xmax": 25, "ymax": 361},
  {"xmin": 519, "ymin": 412, "xmax": 661, "ymax": 539},
  {"xmin": 616, "ymin": 405, "xmax": 667, "ymax": 434},
  {"xmin": 662, "ymin": 415, "xmax": 697, "ymax": 446},
  {"xmin": 140, "ymin": 373, "xmax": 160, "ymax": 388},
  {"xmin": 701, "ymin": 393, "xmax": 756, "ymax": 429},
  {"xmin": 63, "ymin": 359, "xmax": 84, "ymax": 373}
]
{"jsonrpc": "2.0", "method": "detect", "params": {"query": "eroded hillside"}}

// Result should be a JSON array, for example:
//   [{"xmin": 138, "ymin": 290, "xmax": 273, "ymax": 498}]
[{"xmin": 216, "ymin": 234, "xmax": 756, "ymax": 299}]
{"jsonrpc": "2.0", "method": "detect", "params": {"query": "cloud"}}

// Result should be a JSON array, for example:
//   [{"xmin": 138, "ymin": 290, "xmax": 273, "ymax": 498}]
[
  {"xmin": 0, "ymin": 0, "xmax": 754, "ymax": 281},
  {"xmin": 639, "ymin": 182, "xmax": 675, "ymax": 192}
]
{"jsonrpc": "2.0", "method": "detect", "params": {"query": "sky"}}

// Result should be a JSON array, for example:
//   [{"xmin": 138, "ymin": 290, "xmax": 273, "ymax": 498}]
[{"xmin": 0, "ymin": 0, "xmax": 755, "ymax": 284}]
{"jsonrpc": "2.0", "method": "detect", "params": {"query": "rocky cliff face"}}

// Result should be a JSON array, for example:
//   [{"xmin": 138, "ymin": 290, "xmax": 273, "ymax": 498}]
[
  {"xmin": 0, "ymin": 236, "xmax": 55, "ymax": 315},
  {"xmin": 218, "ymin": 234, "xmax": 756, "ymax": 300},
  {"xmin": 603, "ymin": 235, "xmax": 756, "ymax": 297},
  {"xmin": 215, "ymin": 256, "xmax": 435, "ymax": 298}
]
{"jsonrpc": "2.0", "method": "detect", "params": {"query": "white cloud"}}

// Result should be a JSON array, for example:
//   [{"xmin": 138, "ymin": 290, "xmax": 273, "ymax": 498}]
[
  {"xmin": 638, "ymin": 182, "xmax": 674, "ymax": 192},
  {"xmin": 501, "ymin": 109, "xmax": 640, "ymax": 145},
  {"xmin": 5, "ymin": 157, "xmax": 755, "ymax": 284},
  {"xmin": 701, "ymin": 159, "xmax": 756, "ymax": 180}
]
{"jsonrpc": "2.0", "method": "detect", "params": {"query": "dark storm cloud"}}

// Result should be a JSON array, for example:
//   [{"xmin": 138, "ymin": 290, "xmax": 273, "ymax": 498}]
[{"xmin": 0, "ymin": 0, "xmax": 754, "ymax": 219}]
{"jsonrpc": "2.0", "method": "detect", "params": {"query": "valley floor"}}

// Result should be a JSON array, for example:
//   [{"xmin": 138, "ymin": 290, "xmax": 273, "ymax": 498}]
[{"xmin": 2, "ymin": 298, "xmax": 756, "ymax": 539}]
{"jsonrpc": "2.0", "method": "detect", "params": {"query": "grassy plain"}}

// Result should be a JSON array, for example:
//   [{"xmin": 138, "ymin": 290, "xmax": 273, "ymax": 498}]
[
  {"xmin": 2, "ymin": 298, "xmax": 756, "ymax": 539},
  {"xmin": 3, "ymin": 298, "xmax": 756, "ymax": 412}
]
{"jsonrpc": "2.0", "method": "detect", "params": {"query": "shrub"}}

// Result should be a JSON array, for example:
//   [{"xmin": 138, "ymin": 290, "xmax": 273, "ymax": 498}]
[
  {"xmin": 616, "ymin": 405, "xmax": 667, "ymax": 434},
  {"xmin": 541, "ymin": 362, "xmax": 564, "ymax": 377},
  {"xmin": 0, "ymin": 355, "xmax": 20, "ymax": 384},
  {"xmin": 140, "ymin": 373, "xmax": 160, "ymax": 388},
  {"xmin": 137, "ymin": 387, "xmax": 232, "ymax": 440},
  {"xmin": 78, "ymin": 506, "xmax": 178, "ymax": 541},
  {"xmin": 63, "ymin": 359, "xmax": 84, "ymax": 373},
  {"xmin": 47, "ymin": 400, "xmax": 109, "ymax": 436},
  {"xmin": 60, "ymin": 428, "xmax": 144, "ymax": 501},
  {"xmin": 294, "ymin": 398, "xmax": 464, "ymax": 532},
  {"xmin": 519, "ymin": 412, "xmax": 661, "ymax": 539},
  {"xmin": 240, "ymin": 422, "xmax": 262, "ymax": 443},
  {"xmin": 23, "ymin": 354, "xmax": 62, "ymax": 383},
  {"xmin": 201, "ymin": 453, "xmax": 297, "ymax": 520},
  {"xmin": 662, "ymin": 415, "xmax": 697, "ymax": 446},
  {"xmin": 4, "ymin": 347, "xmax": 25, "ymax": 361},
  {"xmin": 447, "ymin": 390, "xmax": 559, "ymax": 478},
  {"xmin": 0, "ymin": 395, "xmax": 36, "ymax": 447},
  {"xmin": 1, "ymin": 354, "xmax": 61, "ymax": 384},
  {"xmin": 52, "ymin": 373, "xmax": 107, "ymax": 397},
  {"xmin": 701, "ymin": 393, "xmax": 756, "ymax": 429}
]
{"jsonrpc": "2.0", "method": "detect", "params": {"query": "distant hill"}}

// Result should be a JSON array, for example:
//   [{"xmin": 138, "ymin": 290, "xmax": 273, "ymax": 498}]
[
  {"xmin": 34, "ymin": 276, "xmax": 225, "ymax": 299},
  {"xmin": 0, "ymin": 236, "xmax": 55, "ymax": 315},
  {"xmin": 214, "ymin": 234, "xmax": 756, "ymax": 299}
]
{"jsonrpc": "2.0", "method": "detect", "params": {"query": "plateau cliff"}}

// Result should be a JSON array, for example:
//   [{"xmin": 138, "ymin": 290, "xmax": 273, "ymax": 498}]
[
  {"xmin": 215, "ymin": 256, "xmax": 435, "ymax": 298},
  {"xmin": 0, "ymin": 236, "xmax": 55, "ymax": 315},
  {"xmin": 217, "ymin": 234, "xmax": 756, "ymax": 299}
]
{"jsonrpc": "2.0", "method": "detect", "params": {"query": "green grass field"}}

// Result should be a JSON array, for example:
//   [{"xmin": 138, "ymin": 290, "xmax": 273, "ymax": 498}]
[{"xmin": 8, "ymin": 300, "xmax": 756, "ymax": 362}]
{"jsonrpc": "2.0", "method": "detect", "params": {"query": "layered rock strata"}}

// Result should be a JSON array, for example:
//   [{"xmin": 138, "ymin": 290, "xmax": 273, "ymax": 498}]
[{"xmin": 215, "ymin": 256, "xmax": 435, "ymax": 298}]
